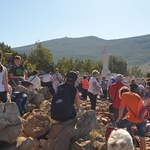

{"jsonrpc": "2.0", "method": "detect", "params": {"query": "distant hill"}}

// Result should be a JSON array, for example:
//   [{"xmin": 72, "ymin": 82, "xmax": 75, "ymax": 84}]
[{"xmin": 13, "ymin": 35, "xmax": 150, "ymax": 72}]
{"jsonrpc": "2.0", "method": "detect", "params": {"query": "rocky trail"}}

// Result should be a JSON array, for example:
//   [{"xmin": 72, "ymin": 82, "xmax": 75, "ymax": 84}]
[{"xmin": 0, "ymin": 87, "xmax": 150, "ymax": 150}]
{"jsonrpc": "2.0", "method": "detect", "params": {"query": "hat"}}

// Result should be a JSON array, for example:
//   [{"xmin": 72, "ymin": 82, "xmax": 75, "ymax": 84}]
[
  {"xmin": 14, "ymin": 55, "xmax": 21, "ymax": 60},
  {"xmin": 66, "ymin": 71, "xmax": 77, "ymax": 82}
]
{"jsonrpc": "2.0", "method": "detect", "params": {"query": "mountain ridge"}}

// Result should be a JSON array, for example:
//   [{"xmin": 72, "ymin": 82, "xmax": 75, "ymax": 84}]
[{"xmin": 13, "ymin": 34, "xmax": 150, "ymax": 72}]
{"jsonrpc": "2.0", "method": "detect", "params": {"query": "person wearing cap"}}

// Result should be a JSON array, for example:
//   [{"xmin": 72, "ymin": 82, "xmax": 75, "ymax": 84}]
[
  {"xmin": 9, "ymin": 55, "xmax": 25, "ymax": 86},
  {"xmin": 109, "ymin": 74, "xmax": 128, "ymax": 121},
  {"xmin": 0, "ymin": 50, "xmax": 11, "ymax": 103},
  {"xmin": 62, "ymin": 71, "xmax": 81, "ymax": 115},
  {"xmin": 88, "ymin": 70, "xmax": 101, "ymax": 110},
  {"xmin": 53, "ymin": 68, "xmax": 62, "ymax": 93},
  {"xmin": 56, "ymin": 71, "xmax": 81, "ymax": 119}
]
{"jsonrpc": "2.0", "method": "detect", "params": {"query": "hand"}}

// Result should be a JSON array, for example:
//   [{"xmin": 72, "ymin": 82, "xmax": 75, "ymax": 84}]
[
  {"xmin": 115, "ymin": 118, "xmax": 121, "ymax": 124},
  {"xmin": 6, "ymin": 93, "xmax": 11, "ymax": 103},
  {"xmin": 6, "ymin": 99, "xmax": 11, "ymax": 103},
  {"xmin": 77, "ymin": 109, "xmax": 82, "ymax": 116},
  {"xmin": 20, "ymin": 76, "xmax": 25, "ymax": 81}
]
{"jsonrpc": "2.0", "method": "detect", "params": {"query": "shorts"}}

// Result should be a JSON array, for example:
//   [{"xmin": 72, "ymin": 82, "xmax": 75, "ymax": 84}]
[
  {"xmin": 0, "ymin": 91, "xmax": 7, "ymax": 103},
  {"xmin": 116, "ymin": 119, "xmax": 146, "ymax": 137}
]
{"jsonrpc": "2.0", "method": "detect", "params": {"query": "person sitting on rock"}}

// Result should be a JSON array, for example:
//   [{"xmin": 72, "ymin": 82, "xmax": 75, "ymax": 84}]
[
  {"xmin": 0, "ymin": 50, "xmax": 11, "ymax": 103},
  {"xmin": 107, "ymin": 128, "xmax": 134, "ymax": 150},
  {"xmin": 51, "ymin": 71, "xmax": 81, "ymax": 121},
  {"xmin": 9, "ymin": 55, "xmax": 25, "ymax": 86}
]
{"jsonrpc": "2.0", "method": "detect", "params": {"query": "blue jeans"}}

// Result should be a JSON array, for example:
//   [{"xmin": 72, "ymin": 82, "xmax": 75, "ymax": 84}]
[{"xmin": 116, "ymin": 119, "xmax": 146, "ymax": 137}]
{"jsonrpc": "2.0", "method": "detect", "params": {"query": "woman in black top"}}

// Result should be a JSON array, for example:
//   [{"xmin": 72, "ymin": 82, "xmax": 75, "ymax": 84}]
[{"xmin": 130, "ymin": 79, "xmax": 138, "ymax": 93}]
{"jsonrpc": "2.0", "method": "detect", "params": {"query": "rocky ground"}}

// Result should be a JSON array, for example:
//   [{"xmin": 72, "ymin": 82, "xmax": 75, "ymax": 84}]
[{"xmin": 0, "ymin": 87, "xmax": 150, "ymax": 150}]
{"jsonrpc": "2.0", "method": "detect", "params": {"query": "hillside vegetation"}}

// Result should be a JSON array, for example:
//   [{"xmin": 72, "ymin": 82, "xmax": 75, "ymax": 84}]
[{"xmin": 13, "ymin": 35, "xmax": 150, "ymax": 71}]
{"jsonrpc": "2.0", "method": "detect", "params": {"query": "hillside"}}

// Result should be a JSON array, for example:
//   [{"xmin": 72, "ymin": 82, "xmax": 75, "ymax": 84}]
[{"xmin": 13, "ymin": 35, "xmax": 150, "ymax": 72}]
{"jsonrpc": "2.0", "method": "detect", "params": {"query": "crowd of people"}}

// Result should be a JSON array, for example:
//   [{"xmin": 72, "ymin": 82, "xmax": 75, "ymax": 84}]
[{"xmin": 1, "ymin": 52, "xmax": 150, "ymax": 150}]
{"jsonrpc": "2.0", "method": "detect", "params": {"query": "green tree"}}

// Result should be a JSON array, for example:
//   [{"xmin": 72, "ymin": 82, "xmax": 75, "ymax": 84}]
[
  {"xmin": 95, "ymin": 61, "xmax": 103, "ymax": 74},
  {"xmin": 83, "ymin": 59, "xmax": 95, "ymax": 73},
  {"xmin": 55, "ymin": 57, "xmax": 76, "ymax": 75},
  {"xmin": 28, "ymin": 43, "xmax": 54, "ymax": 71},
  {"xmin": 0, "ymin": 42, "xmax": 21, "ymax": 66},
  {"xmin": 108, "ymin": 55, "xmax": 127, "ymax": 75},
  {"xmin": 128, "ymin": 66, "xmax": 143, "ymax": 77},
  {"xmin": 74, "ymin": 58, "xmax": 84, "ymax": 72}
]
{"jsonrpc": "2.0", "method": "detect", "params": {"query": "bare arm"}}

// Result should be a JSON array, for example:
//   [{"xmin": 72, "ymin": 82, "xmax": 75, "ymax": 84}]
[
  {"xmin": 50, "ymin": 76, "xmax": 54, "ymax": 82},
  {"xmin": 3, "ymin": 69, "xmax": 11, "ymax": 102},
  {"xmin": 3, "ymin": 69, "xmax": 10, "ymax": 93},
  {"xmin": 116, "ymin": 105, "xmax": 125, "ymax": 123},
  {"xmin": 9, "ymin": 73, "xmax": 24, "ymax": 80},
  {"xmin": 93, "ymin": 82, "xmax": 100, "ymax": 89},
  {"xmin": 74, "ymin": 90, "xmax": 81, "ymax": 110}
]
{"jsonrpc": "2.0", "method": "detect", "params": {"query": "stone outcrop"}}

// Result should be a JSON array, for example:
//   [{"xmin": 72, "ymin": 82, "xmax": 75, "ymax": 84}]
[
  {"xmin": 37, "ymin": 86, "xmax": 52, "ymax": 100},
  {"xmin": 23, "ymin": 109, "xmax": 51, "ymax": 138},
  {"xmin": 1, "ymin": 97, "xmax": 150, "ymax": 150},
  {"xmin": 16, "ymin": 85, "xmax": 44, "ymax": 108},
  {"xmin": 16, "ymin": 136, "xmax": 40, "ymax": 150},
  {"xmin": 43, "ymin": 110, "xmax": 99, "ymax": 150},
  {"xmin": 0, "ymin": 102, "xmax": 23, "ymax": 144}
]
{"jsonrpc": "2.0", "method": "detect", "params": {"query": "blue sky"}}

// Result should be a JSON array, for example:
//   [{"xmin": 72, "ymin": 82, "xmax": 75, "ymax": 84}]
[{"xmin": 1, "ymin": 0, "xmax": 150, "ymax": 47}]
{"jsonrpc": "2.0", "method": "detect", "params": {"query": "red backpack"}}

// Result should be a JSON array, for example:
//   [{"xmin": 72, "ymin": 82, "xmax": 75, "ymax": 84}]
[{"xmin": 129, "ymin": 94, "xmax": 150, "ymax": 121}]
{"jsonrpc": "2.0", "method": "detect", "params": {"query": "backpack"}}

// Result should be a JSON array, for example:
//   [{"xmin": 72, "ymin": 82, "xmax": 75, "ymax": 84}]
[
  {"xmin": 137, "ymin": 100, "xmax": 150, "ymax": 121},
  {"xmin": 129, "ymin": 94, "xmax": 150, "ymax": 121},
  {"xmin": 50, "ymin": 84, "xmax": 76, "ymax": 121},
  {"xmin": 11, "ymin": 91, "xmax": 27, "ymax": 116}
]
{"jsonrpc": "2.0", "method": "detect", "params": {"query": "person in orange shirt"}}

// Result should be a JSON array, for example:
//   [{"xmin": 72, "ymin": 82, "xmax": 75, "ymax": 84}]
[
  {"xmin": 116, "ymin": 86, "xmax": 146, "ymax": 150},
  {"xmin": 81, "ymin": 75, "xmax": 89, "ymax": 100}
]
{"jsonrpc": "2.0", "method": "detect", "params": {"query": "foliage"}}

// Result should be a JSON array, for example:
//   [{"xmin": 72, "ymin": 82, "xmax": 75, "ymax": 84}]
[
  {"xmin": 23, "ymin": 60, "xmax": 36, "ymax": 72},
  {"xmin": 128, "ymin": 66, "xmax": 143, "ymax": 77},
  {"xmin": 1, "ymin": 42, "xmax": 139, "ymax": 77},
  {"xmin": 28, "ymin": 43, "xmax": 54, "ymax": 71},
  {"xmin": 54, "ymin": 58, "xmax": 103, "ymax": 75},
  {"xmin": 13, "ymin": 35, "xmax": 150, "ymax": 71},
  {"xmin": 0, "ymin": 42, "xmax": 20, "ymax": 66},
  {"xmin": 108, "ymin": 55, "xmax": 127, "ymax": 75}
]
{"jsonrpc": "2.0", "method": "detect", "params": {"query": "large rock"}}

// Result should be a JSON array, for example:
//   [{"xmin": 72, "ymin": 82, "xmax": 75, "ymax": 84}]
[
  {"xmin": 0, "ymin": 102, "xmax": 23, "ymax": 144},
  {"xmin": 30, "ymin": 93, "xmax": 44, "ymax": 108},
  {"xmin": 23, "ymin": 110, "xmax": 51, "ymax": 138},
  {"xmin": 72, "ymin": 139, "xmax": 92, "ymax": 150},
  {"xmin": 15, "ymin": 85, "xmax": 29, "ymax": 95},
  {"xmin": 15, "ymin": 85, "xmax": 36, "ymax": 102},
  {"xmin": 43, "ymin": 110, "xmax": 99, "ymax": 150},
  {"xmin": 16, "ymin": 137, "xmax": 39, "ymax": 150},
  {"xmin": 37, "ymin": 87, "xmax": 52, "ymax": 100}
]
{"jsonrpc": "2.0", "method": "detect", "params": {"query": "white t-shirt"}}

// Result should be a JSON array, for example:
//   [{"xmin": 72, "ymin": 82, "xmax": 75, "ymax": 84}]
[
  {"xmin": 28, "ymin": 75, "xmax": 41, "ymax": 89},
  {"xmin": 0, "ymin": 65, "xmax": 6, "ymax": 92},
  {"xmin": 88, "ymin": 77, "xmax": 99, "ymax": 94},
  {"xmin": 43, "ymin": 74, "xmax": 52, "ymax": 82}
]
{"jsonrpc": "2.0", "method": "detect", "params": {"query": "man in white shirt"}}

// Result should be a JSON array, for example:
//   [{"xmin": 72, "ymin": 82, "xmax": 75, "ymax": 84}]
[{"xmin": 28, "ymin": 70, "xmax": 41, "ymax": 90}]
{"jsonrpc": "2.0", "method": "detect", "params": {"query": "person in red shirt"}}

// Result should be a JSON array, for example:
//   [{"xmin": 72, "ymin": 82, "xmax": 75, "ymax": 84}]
[
  {"xmin": 81, "ymin": 75, "xmax": 89, "ymax": 100},
  {"xmin": 109, "ymin": 74, "xmax": 128, "ymax": 121},
  {"xmin": 116, "ymin": 86, "xmax": 146, "ymax": 150}
]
